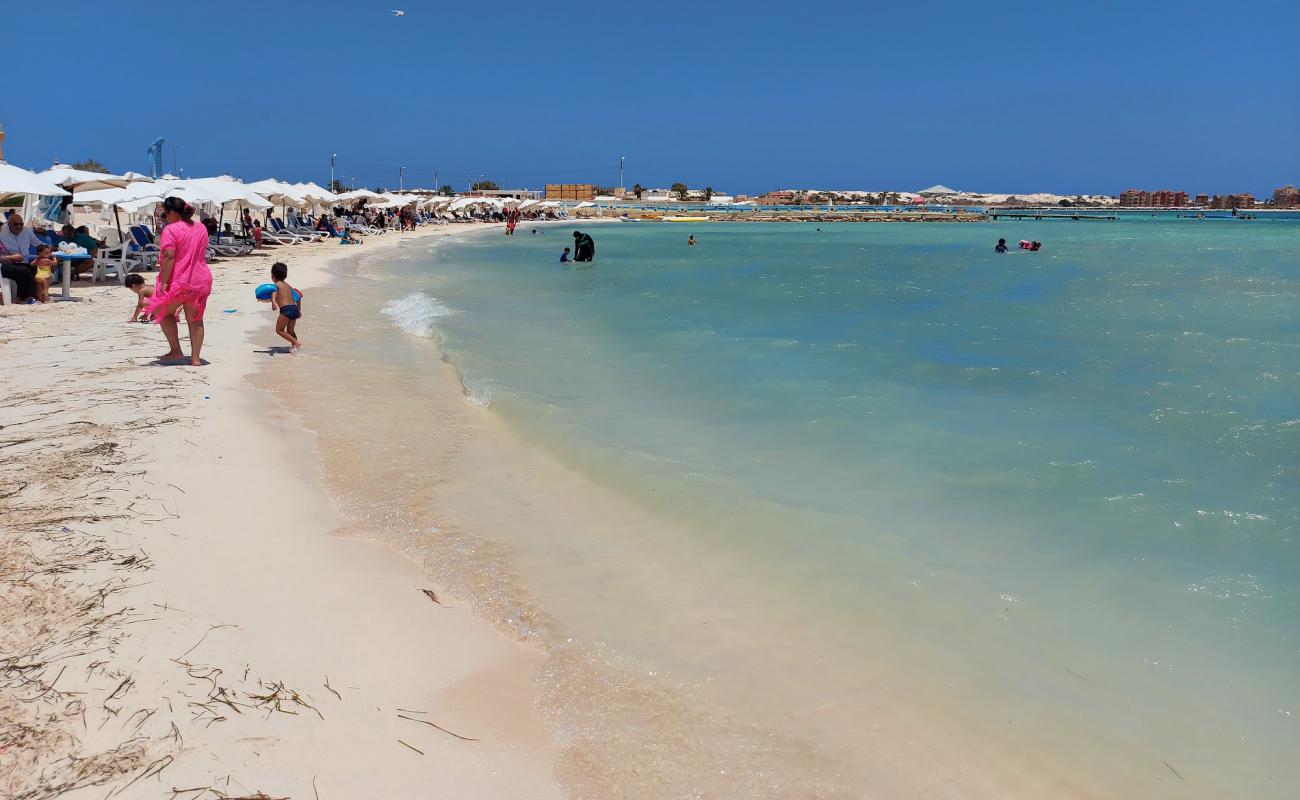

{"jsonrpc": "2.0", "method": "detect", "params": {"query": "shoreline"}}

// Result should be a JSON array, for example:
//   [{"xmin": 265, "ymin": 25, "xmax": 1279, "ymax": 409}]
[
  {"xmin": 0, "ymin": 226, "xmax": 561, "ymax": 798},
  {"xmin": 252, "ymin": 224, "xmax": 1169, "ymax": 800},
  {"xmin": 5, "ymin": 218, "xmax": 1282, "ymax": 798}
]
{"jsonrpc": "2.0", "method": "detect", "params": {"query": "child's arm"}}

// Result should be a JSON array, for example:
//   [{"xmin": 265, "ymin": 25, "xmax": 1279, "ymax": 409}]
[{"xmin": 131, "ymin": 293, "xmax": 144, "ymax": 321}]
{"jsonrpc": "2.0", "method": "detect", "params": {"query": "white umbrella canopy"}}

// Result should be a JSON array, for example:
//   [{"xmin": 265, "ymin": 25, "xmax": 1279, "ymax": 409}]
[
  {"xmin": 373, "ymin": 193, "xmax": 420, "ymax": 209},
  {"xmin": 448, "ymin": 196, "xmax": 504, "ymax": 211},
  {"xmin": 295, "ymin": 182, "xmax": 338, "ymax": 204},
  {"xmin": 246, "ymin": 179, "xmax": 310, "ymax": 207},
  {"xmin": 334, "ymin": 188, "xmax": 384, "ymax": 203},
  {"xmin": 72, "ymin": 183, "xmax": 163, "ymax": 207},
  {"xmin": 41, "ymin": 164, "xmax": 135, "ymax": 192},
  {"xmin": 156, "ymin": 177, "xmax": 271, "ymax": 209},
  {"xmin": 0, "ymin": 162, "xmax": 70, "ymax": 202}
]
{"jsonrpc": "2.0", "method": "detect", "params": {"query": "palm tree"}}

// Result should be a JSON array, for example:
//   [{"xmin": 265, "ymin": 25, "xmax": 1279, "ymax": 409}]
[
  {"xmin": 703, "ymin": 186, "xmax": 714, "ymax": 203},
  {"xmin": 632, "ymin": 183, "xmax": 644, "ymax": 200},
  {"xmin": 671, "ymin": 182, "xmax": 689, "ymax": 201}
]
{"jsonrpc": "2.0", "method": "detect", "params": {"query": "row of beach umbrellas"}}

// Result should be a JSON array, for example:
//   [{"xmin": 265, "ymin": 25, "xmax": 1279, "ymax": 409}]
[{"xmin": 0, "ymin": 162, "xmax": 571, "ymax": 231}]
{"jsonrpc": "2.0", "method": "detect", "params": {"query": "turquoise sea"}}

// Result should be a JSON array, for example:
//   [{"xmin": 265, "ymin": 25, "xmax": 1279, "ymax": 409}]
[{"xmin": 377, "ymin": 219, "xmax": 1298, "ymax": 796}]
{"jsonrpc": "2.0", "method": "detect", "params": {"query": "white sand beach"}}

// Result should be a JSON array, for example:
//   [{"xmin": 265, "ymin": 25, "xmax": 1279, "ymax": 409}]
[{"xmin": 0, "ymin": 226, "xmax": 562, "ymax": 799}]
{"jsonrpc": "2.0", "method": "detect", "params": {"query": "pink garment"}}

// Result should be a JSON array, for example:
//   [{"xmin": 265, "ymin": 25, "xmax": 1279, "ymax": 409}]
[{"xmin": 146, "ymin": 220, "xmax": 213, "ymax": 321}]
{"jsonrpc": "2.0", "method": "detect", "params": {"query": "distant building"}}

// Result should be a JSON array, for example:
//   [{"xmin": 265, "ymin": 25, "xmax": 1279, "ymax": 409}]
[
  {"xmin": 1207, "ymin": 193, "xmax": 1255, "ymax": 209},
  {"xmin": 1270, "ymin": 185, "xmax": 1299, "ymax": 208},
  {"xmin": 1193, "ymin": 194, "xmax": 1209, "ymax": 206},
  {"xmin": 1118, "ymin": 189, "xmax": 1188, "ymax": 207},
  {"xmin": 464, "ymin": 188, "xmax": 541, "ymax": 200},
  {"xmin": 545, "ymin": 183, "xmax": 596, "ymax": 201},
  {"xmin": 758, "ymin": 191, "xmax": 796, "ymax": 205}
]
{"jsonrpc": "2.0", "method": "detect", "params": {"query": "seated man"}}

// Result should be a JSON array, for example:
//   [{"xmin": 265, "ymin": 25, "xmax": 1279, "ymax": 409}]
[{"xmin": 0, "ymin": 215, "xmax": 41, "ymax": 302}]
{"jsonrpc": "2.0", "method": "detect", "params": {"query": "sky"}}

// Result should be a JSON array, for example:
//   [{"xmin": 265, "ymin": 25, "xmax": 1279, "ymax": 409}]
[{"xmin": 6, "ymin": 0, "xmax": 1297, "ymax": 196}]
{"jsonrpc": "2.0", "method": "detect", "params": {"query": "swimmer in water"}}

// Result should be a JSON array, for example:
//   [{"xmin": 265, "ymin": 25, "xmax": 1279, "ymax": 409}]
[
  {"xmin": 687, "ymin": 235, "xmax": 696, "ymax": 246},
  {"xmin": 995, "ymin": 238, "xmax": 1008, "ymax": 253}
]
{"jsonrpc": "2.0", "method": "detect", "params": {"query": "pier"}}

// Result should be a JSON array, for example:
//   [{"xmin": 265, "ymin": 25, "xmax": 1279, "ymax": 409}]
[{"xmin": 988, "ymin": 212, "xmax": 1118, "ymax": 221}]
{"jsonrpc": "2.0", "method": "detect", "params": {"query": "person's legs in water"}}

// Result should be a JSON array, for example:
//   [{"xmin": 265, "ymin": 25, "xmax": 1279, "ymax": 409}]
[
  {"xmin": 275, "ymin": 311, "xmax": 299, "ymax": 350},
  {"xmin": 184, "ymin": 301, "xmax": 205, "ymax": 366}
]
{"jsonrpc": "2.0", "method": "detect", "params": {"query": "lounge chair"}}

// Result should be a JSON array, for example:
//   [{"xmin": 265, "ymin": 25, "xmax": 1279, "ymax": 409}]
[
  {"xmin": 270, "ymin": 217, "xmax": 323, "ymax": 243},
  {"xmin": 92, "ymin": 231, "xmax": 150, "ymax": 285}
]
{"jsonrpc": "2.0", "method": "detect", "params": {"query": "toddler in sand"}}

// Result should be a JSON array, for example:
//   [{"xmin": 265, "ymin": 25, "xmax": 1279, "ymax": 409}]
[
  {"xmin": 125, "ymin": 273, "xmax": 155, "ymax": 322},
  {"xmin": 269, "ymin": 262, "xmax": 303, "ymax": 351},
  {"xmin": 31, "ymin": 244, "xmax": 57, "ymax": 303}
]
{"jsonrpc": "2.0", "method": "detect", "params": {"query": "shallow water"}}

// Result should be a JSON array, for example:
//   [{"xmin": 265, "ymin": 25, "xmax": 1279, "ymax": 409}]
[{"xmin": 284, "ymin": 219, "xmax": 1299, "ymax": 797}]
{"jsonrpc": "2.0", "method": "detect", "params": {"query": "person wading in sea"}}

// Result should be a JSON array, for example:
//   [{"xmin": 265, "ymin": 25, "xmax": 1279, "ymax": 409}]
[{"xmin": 572, "ymin": 230, "xmax": 595, "ymax": 262}]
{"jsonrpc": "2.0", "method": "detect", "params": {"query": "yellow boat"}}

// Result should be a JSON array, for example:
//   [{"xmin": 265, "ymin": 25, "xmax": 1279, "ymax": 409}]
[{"xmin": 662, "ymin": 216, "xmax": 710, "ymax": 223}]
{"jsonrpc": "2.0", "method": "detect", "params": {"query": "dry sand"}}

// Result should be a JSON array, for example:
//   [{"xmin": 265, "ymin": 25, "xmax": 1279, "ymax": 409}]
[{"xmin": 0, "ymin": 224, "xmax": 561, "ymax": 799}]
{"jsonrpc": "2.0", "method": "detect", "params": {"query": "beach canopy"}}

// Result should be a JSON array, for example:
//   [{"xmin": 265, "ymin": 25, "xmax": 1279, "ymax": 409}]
[
  {"xmin": 334, "ymin": 188, "xmax": 384, "ymax": 202},
  {"xmin": 0, "ymin": 162, "xmax": 70, "ymax": 201},
  {"xmin": 574, "ymin": 201, "xmax": 596, "ymax": 208},
  {"xmin": 73, "ymin": 184, "xmax": 165, "ymax": 209},
  {"xmin": 75, "ymin": 177, "xmax": 274, "ymax": 210},
  {"xmin": 175, "ymin": 177, "xmax": 273, "ymax": 208},
  {"xmin": 246, "ymin": 179, "xmax": 312, "ymax": 207},
  {"xmin": 41, "ymin": 164, "xmax": 138, "ymax": 192},
  {"xmin": 294, "ymin": 182, "xmax": 338, "ymax": 204},
  {"xmin": 917, "ymin": 184, "xmax": 959, "ymax": 196}
]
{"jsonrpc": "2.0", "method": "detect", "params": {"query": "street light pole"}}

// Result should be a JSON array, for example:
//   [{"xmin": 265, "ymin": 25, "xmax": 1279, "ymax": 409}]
[
  {"xmin": 619, "ymin": 155, "xmax": 624, "ymax": 195},
  {"xmin": 399, "ymin": 166, "xmax": 405, "ymax": 192},
  {"xmin": 330, "ymin": 153, "xmax": 336, "ymax": 193}
]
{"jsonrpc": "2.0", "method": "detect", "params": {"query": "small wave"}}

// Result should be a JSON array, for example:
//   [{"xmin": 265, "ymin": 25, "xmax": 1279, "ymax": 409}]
[
  {"xmin": 382, "ymin": 292, "xmax": 454, "ymax": 338},
  {"xmin": 464, "ymin": 383, "xmax": 493, "ymax": 408}
]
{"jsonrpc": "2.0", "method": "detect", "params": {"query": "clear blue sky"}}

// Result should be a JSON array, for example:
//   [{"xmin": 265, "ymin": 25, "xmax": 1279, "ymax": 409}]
[{"xmin": 8, "ymin": 0, "xmax": 1297, "ymax": 196}]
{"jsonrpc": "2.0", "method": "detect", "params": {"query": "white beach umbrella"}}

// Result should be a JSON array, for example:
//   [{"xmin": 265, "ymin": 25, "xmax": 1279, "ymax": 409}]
[
  {"xmin": 247, "ymin": 178, "xmax": 310, "ymax": 206},
  {"xmin": 72, "ymin": 183, "xmax": 164, "ymax": 207},
  {"xmin": 179, "ymin": 177, "xmax": 273, "ymax": 208},
  {"xmin": 68, "ymin": 182, "xmax": 164, "ymax": 238},
  {"xmin": 41, "ymin": 164, "xmax": 136, "ymax": 193},
  {"xmin": 295, "ymin": 182, "xmax": 339, "ymax": 204},
  {"xmin": 334, "ymin": 189, "xmax": 384, "ymax": 203},
  {"xmin": 0, "ymin": 162, "xmax": 70, "ymax": 202}
]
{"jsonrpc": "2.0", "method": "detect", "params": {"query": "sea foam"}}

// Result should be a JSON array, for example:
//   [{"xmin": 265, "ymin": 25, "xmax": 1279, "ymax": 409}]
[{"xmin": 382, "ymin": 292, "xmax": 453, "ymax": 338}]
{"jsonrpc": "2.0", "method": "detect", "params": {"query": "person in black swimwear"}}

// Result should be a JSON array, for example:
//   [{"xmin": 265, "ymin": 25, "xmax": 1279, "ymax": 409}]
[{"xmin": 572, "ymin": 230, "xmax": 595, "ymax": 262}]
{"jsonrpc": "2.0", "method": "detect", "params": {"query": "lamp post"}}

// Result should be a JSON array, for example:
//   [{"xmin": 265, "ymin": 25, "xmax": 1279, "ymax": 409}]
[
  {"xmin": 399, "ymin": 166, "xmax": 405, "ymax": 192},
  {"xmin": 619, "ymin": 155, "xmax": 624, "ymax": 196},
  {"xmin": 330, "ymin": 153, "xmax": 337, "ymax": 194}
]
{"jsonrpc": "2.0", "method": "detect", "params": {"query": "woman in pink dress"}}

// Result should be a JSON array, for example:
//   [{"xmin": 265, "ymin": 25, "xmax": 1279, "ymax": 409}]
[{"xmin": 146, "ymin": 197, "xmax": 214, "ymax": 365}]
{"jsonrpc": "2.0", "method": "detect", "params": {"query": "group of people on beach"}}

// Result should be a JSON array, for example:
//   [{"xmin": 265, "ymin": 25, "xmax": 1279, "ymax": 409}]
[{"xmin": 0, "ymin": 213, "xmax": 107, "ymax": 303}]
